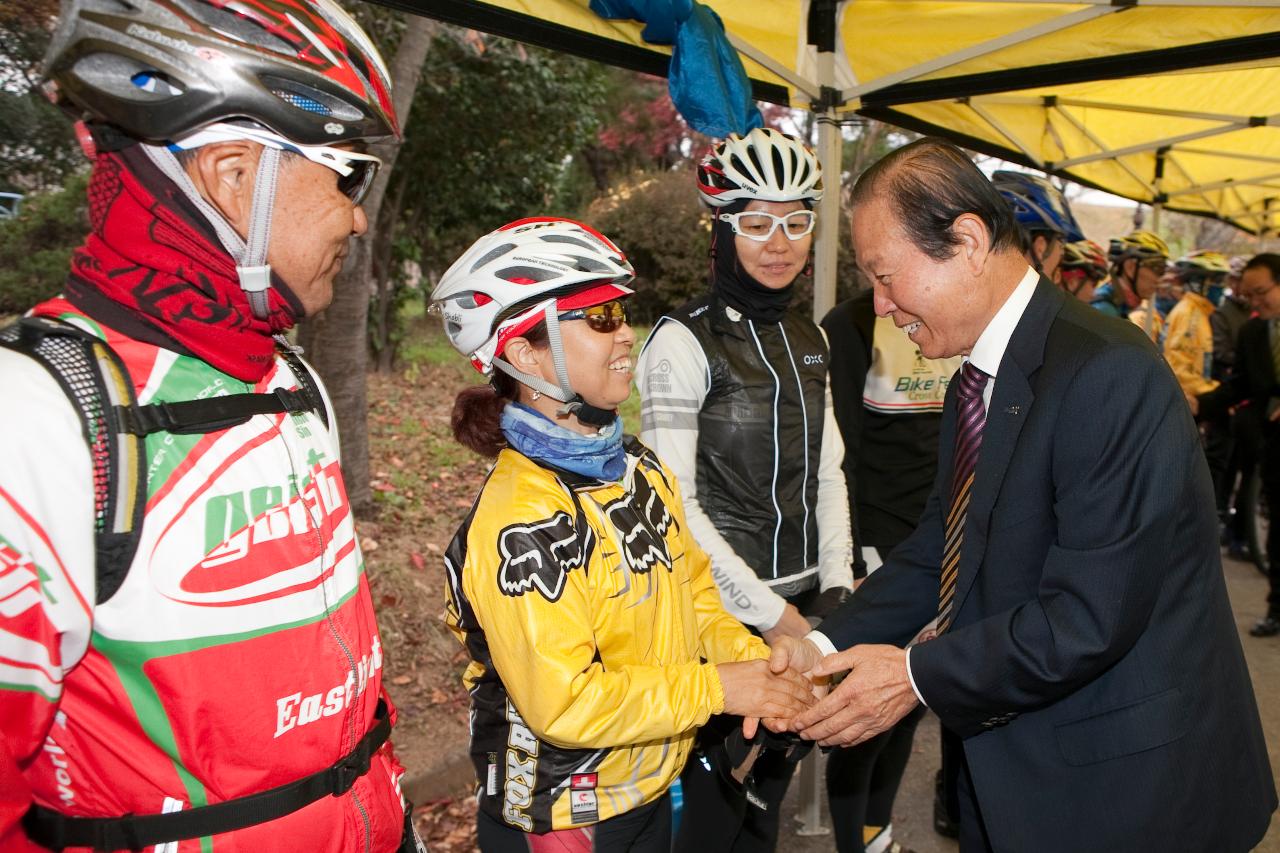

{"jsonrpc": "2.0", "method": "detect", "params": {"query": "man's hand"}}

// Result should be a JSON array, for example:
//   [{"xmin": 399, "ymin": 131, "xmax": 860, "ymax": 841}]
[
  {"xmin": 767, "ymin": 635, "xmax": 824, "ymax": 678},
  {"xmin": 789, "ymin": 645, "xmax": 918, "ymax": 747},
  {"xmin": 716, "ymin": 659, "xmax": 816, "ymax": 738},
  {"xmin": 761, "ymin": 604, "xmax": 811, "ymax": 644},
  {"xmin": 760, "ymin": 636, "xmax": 828, "ymax": 733}
]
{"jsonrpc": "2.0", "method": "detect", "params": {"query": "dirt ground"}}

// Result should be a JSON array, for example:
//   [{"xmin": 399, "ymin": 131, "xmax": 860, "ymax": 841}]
[{"xmin": 365, "ymin": 356, "xmax": 1280, "ymax": 850}]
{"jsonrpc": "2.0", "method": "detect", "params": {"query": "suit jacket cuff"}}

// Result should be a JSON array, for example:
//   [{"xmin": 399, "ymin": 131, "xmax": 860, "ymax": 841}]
[{"xmin": 905, "ymin": 646, "xmax": 928, "ymax": 707}]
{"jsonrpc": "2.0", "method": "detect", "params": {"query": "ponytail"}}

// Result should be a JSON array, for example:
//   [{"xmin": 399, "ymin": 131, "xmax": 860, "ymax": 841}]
[
  {"xmin": 450, "ymin": 322, "xmax": 549, "ymax": 457},
  {"xmin": 451, "ymin": 384, "xmax": 510, "ymax": 457}
]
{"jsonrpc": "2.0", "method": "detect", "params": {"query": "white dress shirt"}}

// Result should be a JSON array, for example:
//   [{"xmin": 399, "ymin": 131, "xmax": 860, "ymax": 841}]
[{"xmin": 806, "ymin": 267, "xmax": 1039, "ymax": 706}]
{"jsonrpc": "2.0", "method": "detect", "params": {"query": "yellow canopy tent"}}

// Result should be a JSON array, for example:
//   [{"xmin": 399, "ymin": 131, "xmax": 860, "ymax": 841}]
[{"xmin": 379, "ymin": 0, "xmax": 1280, "ymax": 314}]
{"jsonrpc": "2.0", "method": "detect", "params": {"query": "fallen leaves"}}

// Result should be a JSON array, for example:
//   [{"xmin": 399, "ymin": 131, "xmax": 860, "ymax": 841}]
[{"xmin": 413, "ymin": 798, "xmax": 476, "ymax": 852}]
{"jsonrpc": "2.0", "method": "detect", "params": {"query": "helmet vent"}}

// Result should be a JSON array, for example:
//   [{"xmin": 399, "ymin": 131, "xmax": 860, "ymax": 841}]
[
  {"xmin": 497, "ymin": 266, "xmax": 556, "ymax": 283},
  {"xmin": 568, "ymin": 256, "xmax": 608, "ymax": 274},
  {"xmin": 470, "ymin": 243, "xmax": 516, "ymax": 273},
  {"xmin": 540, "ymin": 235, "xmax": 595, "ymax": 252},
  {"xmin": 261, "ymin": 76, "xmax": 362, "ymax": 121},
  {"xmin": 131, "ymin": 70, "xmax": 185, "ymax": 98},
  {"xmin": 73, "ymin": 54, "xmax": 182, "ymax": 101},
  {"xmin": 174, "ymin": 0, "xmax": 296, "ymax": 55}
]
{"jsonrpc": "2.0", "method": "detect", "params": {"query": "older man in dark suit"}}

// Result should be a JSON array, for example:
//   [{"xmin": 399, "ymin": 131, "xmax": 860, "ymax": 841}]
[
  {"xmin": 770, "ymin": 139, "xmax": 1275, "ymax": 853},
  {"xmin": 1196, "ymin": 253, "xmax": 1280, "ymax": 637}
]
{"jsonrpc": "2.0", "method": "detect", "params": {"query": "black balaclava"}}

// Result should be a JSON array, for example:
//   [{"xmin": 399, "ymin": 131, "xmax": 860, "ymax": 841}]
[{"xmin": 709, "ymin": 200, "xmax": 806, "ymax": 323}]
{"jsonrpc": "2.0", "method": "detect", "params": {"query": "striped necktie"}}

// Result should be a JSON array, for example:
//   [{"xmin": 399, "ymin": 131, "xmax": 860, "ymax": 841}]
[{"xmin": 939, "ymin": 361, "xmax": 989, "ymax": 633}]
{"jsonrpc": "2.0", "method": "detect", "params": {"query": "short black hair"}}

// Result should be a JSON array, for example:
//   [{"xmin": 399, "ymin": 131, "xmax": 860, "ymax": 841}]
[
  {"xmin": 1244, "ymin": 253, "xmax": 1280, "ymax": 284},
  {"xmin": 849, "ymin": 137, "xmax": 1022, "ymax": 261}
]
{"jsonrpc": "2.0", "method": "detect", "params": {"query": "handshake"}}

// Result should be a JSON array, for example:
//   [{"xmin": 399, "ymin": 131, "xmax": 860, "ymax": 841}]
[{"xmin": 714, "ymin": 637, "xmax": 920, "ymax": 748}]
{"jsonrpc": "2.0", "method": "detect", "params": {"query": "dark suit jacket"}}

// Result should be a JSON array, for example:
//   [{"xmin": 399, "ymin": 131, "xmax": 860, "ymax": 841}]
[
  {"xmin": 1200, "ymin": 315, "xmax": 1279, "ymax": 423},
  {"xmin": 818, "ymin": 279, "xmax": 1276, "ymax": 852}
]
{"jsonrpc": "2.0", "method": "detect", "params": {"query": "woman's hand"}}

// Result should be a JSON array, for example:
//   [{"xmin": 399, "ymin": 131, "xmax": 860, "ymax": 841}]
[
  {"xmin": 716, "ymin": 659, "xmax": 816, "ymax": 730},
  {"xmin": 761, "ymin": 604, "xmax": 812, "ymax": 644}
]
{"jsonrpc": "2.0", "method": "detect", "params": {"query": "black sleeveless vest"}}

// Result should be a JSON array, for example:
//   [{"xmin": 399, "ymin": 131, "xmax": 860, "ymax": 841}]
[{"xmin": 657, "ymin": 295, "xmax": 829, "ymax": 581}]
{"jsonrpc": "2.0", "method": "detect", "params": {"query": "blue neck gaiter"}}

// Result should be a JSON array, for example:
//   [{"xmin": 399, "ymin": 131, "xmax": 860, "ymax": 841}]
[{"xmin": 500, "ymin": 402, "xmax": 627, "ymax": 482}]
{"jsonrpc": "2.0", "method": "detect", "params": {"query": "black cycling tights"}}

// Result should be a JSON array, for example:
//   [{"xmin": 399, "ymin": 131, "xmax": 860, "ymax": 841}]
[
  {"xmin": 827, "ymin": 704, "xmax": 927, "ymax": 853},
  {"xmin": 477, "ymin": 793, "xmax": 671, "ymax": 853}
]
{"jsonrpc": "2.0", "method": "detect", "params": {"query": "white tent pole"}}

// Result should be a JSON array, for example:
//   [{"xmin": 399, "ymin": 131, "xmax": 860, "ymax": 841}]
[
  {"xmin": 1049, "ymin": 97, "xmax": 1249, "ymax": 123},
  {"xmin": 813, "ymin": 41, "xmax": 841, "ymax": 323},
  {"xmin": 1049, "ymin": 104, "xmax": 1156, "ymax": 195},
  {"xmin": 725, "ymin": 32, "xmax": 822, "ymax": 100},
  {"xmin": 1053, "ymin": 122, "xmax": 1248, "ymax": 169},
  {"xmin": 966, "ymin": 100, "xmax": 1044, "ymax": 166},
  {"xmin": 983, "ymin": 95, "xmax": 1261, "ymax": 126},
  {"xmin": 1163, "ymin": 170, "xmax": 1280, "ymax": 198}
]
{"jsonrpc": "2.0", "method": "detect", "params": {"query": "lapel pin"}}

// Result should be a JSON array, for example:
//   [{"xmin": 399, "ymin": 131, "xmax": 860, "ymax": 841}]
[{"xmin": 1004, "ymin": 405, "xmax": 1021, "ymax": 415}]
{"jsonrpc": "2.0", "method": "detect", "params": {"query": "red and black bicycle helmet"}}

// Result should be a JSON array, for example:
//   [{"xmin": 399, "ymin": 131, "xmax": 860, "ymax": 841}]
[{"xmin": 44, "ymin": 0, "xmax": 399, "ymax": 145}]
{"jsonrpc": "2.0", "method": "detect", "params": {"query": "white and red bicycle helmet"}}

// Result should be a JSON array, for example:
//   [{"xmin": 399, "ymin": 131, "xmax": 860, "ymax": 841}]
[
  {"xmin": 696, "ymin": 127, "xmax": 823, "ymax": 208},
  {"xmin": 432, "ymin": 217, "xmax": 634, "ymax": 423}
]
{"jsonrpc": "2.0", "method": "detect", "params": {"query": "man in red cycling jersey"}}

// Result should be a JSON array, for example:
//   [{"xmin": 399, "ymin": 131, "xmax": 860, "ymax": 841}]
[{"xmin": 0, "ymin": 1, "xmax": 417, "ymax": 850}]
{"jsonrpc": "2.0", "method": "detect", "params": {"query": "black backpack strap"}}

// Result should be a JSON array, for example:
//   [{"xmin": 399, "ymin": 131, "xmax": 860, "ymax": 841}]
[
  {"xmin": 23, "ymin": 699, "xmax": 391, "ymax": 851},
  {"xmin": 114, "ymin": 387, "xmax": 320, "ymax": 436},
  {"xmin": 279, "ymin": 346, "xmax": 330, "ymax": 431},
  {"xmin": 114, "ymin": 347, "xmax": 327, "ymax": 437},
  {"xmin": 0, "ymin": 316, "xmax": 146, "ymax": 605}
]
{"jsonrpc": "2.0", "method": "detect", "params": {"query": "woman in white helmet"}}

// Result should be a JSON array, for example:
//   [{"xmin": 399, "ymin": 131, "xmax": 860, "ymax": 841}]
[
  {"xmin": 635, "ymin": 128, "xmax": 855, "ymax": 851},
  {"xmin": 430, "ymin": 217, "xmax": 816, "ymax": 852}
]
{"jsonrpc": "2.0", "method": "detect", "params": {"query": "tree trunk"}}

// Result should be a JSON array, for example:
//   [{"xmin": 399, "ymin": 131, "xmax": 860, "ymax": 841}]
[
  {"xmin": 579, "ymin": 145, "xmax": 610, "ymax": 191},
  {"xmin": 370, "ymin": 175, "xmax": 408, "ymax": 373},
  {"xmin": 296, "ymin": 14, "xmax": 437, "ymax": 516}
]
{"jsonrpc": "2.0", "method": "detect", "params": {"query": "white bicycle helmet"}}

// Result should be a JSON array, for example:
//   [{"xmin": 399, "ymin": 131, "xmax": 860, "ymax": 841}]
[
  {"xmin": 696, "ymin": 127, "xmax": 823, "ymax": 208},
  {"xmin": 432, "ymin": 217, "xmax": 634, "ymax": 423}
]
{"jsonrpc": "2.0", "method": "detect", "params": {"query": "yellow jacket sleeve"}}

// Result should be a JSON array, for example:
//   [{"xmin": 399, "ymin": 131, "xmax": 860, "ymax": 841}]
[{"xmin": 462, "ymin": 482, "xmax": 727, "ymax": 750}]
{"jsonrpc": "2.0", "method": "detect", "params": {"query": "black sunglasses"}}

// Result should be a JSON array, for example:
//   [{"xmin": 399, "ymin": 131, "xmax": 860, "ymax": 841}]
[
  {"xmin": 558, "ymin": 299, "xmax": 629, "ymax": 333},
  {"xmin": 337, "ymin": 158, "xmax": 379, "ymax": 205}
]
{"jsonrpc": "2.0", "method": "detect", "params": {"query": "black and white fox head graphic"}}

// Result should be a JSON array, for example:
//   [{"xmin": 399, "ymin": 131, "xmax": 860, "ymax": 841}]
[
  {"xmin": 497, "ymin": 511, "xmax": 593, "ymax": 602},
  {"xmin": 603, "ymin": 473, "xmax": 673, "ymax": 575}
]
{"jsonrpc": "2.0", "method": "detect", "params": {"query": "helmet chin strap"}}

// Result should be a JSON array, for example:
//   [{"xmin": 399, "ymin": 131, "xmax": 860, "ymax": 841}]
[
  {"xmin": 143, "ymin": 144, "xmax": 282, "ymax": 322},
  {"xmin": 490, "ymin": 303, "xmax": 618, "ymax": 428}
]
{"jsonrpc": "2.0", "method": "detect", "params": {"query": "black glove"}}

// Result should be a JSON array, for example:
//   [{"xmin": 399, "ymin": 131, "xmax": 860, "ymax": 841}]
[{"xmin": 809, "ymin": 586, "xmax": 851, "ymax": 620}]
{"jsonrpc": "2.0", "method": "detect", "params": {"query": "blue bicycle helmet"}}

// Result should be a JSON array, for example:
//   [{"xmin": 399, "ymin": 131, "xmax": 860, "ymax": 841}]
[{"xmin": 992, "ymin": 171, "xmax": 1085, "ymax": 243}]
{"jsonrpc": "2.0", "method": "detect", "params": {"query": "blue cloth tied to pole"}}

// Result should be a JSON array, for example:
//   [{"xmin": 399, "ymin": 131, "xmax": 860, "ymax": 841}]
[{"xmin": 589, "ymin": 0, "xmax": 763, "ymax": 138}]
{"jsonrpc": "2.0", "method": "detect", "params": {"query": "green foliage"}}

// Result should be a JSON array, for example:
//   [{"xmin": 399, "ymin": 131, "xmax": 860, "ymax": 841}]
[
  {"xmin": 369, "ymin": 32, "xmax": 611, "ymax": 366},
  {"xmin": 397, "ymin": 34, "xmax": 608, "ymax": 251},
  {"xmin": 0, "ymin": 0, "xmax": 85, "ymax": 191},
  {"xmin": 586, "ymin": 168, "xmax": 710, "ymax": 325},
  {"xmin": 0, "ymin": 172, "xmax": 88, "ymax": 314}
]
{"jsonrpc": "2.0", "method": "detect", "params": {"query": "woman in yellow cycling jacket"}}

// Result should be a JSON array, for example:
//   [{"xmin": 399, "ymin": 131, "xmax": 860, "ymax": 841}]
[{"xmin": 430, "ymin": 218, "xmax": 815, "ymax": 851}]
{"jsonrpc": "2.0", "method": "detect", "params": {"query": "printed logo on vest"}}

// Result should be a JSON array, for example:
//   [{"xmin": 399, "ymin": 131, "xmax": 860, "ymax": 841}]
[{"xmin": 159, "ymin": 458, "xmax": 351, "ymax": 607}]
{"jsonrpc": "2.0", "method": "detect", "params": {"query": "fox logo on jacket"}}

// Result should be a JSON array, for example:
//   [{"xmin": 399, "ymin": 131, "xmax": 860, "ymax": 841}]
[
  {"xmin": 497, "ymin": 512, "xmax": 593, "ymax": 602},
  {"xmin": 603, "ymin": 473, "xmax": 673, "ymax": 575}
]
